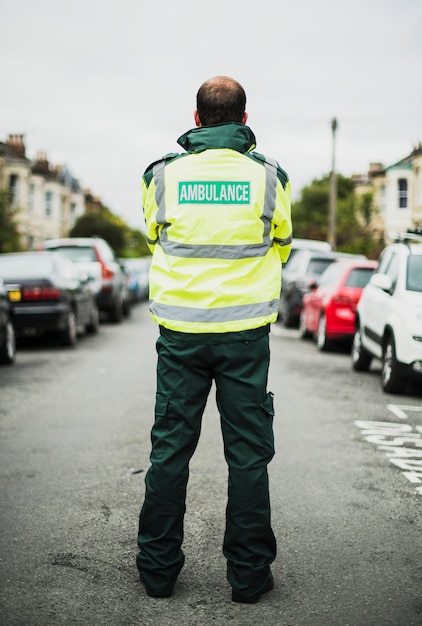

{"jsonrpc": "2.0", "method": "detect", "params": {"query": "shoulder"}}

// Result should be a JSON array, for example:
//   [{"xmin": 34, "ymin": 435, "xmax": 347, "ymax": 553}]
[
  {"xmin": 142, "ymin": 152, "xmax": 187, "ymax": 187},
  {"xmin": 247, "ymin": 150, "xmax": 289, "ymax": 189}
]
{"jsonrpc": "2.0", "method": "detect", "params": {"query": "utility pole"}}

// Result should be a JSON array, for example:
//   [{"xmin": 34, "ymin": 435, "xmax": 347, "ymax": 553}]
[{"xmin": 329, "ymin": 117, "xmax": 338, "ymax": 249}]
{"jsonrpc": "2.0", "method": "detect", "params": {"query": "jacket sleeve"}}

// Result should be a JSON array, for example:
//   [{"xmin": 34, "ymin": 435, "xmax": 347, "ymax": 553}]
[
  {"xmin": 141, "ymin": 175, "xmax": 159, "ymax": 254},
  {"xmin": 272, "ymin": 178, "xmax": 292, "ymax": 264}
]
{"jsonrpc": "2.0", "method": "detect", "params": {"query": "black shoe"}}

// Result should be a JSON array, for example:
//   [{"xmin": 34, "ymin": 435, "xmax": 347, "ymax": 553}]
[
  {"xmin": 231, "ymin": 572, "xmax": 274, "ymax": 604},
  {"xmin": 139, "ymin": 574, "xmax": 173, "ymax": 598}
]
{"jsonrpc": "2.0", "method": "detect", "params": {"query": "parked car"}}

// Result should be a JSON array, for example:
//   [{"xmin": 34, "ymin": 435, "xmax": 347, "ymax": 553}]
[
  {"xmin": 120, "ymin": 257, "xmax": 151, "ymax": 302},
  {"xmin": 283, "ymin": 237, "xmax": 331, "ymax": 269},
  {"xmin": 351, "ymin": 236, "xmax": 422, "ymax": 393},
  {"xmin": 299, "ymin": 258, "xmax": 377, "ymax": 350},
  {"xmin": 0, "ymin": 251, "xmax": 99, "ymax": 346},
  {"xmin": 279, "ymin": 249, "xmax": 356, "ymax": 328},
  {"xmin": 0, "ymin": 279, "xmax": 16, "ymax": 364},
  {"xmin": 39, "ymin": 237, "xmax": 128, "ymax": 322}
]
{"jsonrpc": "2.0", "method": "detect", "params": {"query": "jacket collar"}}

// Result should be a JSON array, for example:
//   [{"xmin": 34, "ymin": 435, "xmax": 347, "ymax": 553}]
[{"xmin": 177, "ymin": 123, "xmax": 256, "ymax": 154}]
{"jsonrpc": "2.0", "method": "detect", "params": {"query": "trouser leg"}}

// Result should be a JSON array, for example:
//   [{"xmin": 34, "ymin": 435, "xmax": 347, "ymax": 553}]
[
  {"xmin": 137, "ymin": 334, "xmax": 212, "ymax": 596},
  {"xmin": 214, "ymin": 333, "xmax": 277, "ymax": 598}
]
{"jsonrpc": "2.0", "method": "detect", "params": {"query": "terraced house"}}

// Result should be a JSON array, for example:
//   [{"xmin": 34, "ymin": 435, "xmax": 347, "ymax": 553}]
[
  {"xmin": 354, "ymin": 143, "xmax": 422, "ymax": 239},
  {"xmin": 0, "ymin": 134, "xmax": 85, "ymax": 250}
]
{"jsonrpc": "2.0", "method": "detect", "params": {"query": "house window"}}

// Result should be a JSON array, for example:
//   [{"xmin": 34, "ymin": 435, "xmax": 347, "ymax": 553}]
[
  {"xmin": 45, "ymin": 191, "xmax": 53, "ymax": 216},
  {"xmin": 9, "ymin": 174, "xmax": 18, "ymax": 206},
  {"xmin": 29, "ymin": 184, "xmax": 34, "ymax": 213},
  {"xmin": 398, "ymin": 178, "xmax": 408, "ymax": 209},
  {"xmin": 381, "ymin": 184, "xmax": 386, "ymax": 214}
]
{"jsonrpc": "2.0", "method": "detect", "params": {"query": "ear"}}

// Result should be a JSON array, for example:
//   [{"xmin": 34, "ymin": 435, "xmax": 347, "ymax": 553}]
[
  {"xmin": 242, "ymin": 112, "xmax": 248, "ymax": 125},
  {"xmin": 194, "ymin": 110, "xmax": 201, "ymax": 127}
]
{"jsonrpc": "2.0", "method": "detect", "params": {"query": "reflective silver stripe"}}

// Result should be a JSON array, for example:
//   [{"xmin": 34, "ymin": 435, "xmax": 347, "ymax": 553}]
[
  {"xmin": 150, "ymin": 299, "xmax": 279, "ymax": 322},
  {"xmin": 262, "ymin": 157, "xmax": 278, "ymax": 241},
  {"xmin": 151, "ymin": 156, "xmax": 281, "ymax": 260},
  {"xmin": 274, "ymin": 234, "xmax": 293, "ymax": 246},
  {"xmin": 153, "ymin": 162, "xmax": 167, "ymax": 226},
  {"xmin": 157, "ymin": 239, "xmax": 269, "ymax": 259}
]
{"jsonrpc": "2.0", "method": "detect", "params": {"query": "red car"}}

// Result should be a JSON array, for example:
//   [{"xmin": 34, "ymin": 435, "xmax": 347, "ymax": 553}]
[{"xmin": 299, "ymin": 258, "xmax": 378, "ymax": 351}]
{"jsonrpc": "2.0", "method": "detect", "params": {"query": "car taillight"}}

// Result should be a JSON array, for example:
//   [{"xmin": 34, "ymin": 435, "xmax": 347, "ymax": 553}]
[
  {"xmin": 101, "ymin": 263, "xmax": 114, "ymax": 280},
  {"xmin": 22, "ymin": 286, "xmax": 61, "ymax": 301}
]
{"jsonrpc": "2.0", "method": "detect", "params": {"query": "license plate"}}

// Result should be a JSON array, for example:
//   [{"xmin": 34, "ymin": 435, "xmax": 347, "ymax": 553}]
[{"xmin": 8, "ymin": 289, "xmax": 21, "ymax": 302}]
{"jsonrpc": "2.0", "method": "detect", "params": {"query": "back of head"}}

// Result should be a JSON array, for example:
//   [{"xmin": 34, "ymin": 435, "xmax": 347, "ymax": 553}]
[{"xmin": 196, "ymin": 76, "xmax": 246, "ymax": 126}]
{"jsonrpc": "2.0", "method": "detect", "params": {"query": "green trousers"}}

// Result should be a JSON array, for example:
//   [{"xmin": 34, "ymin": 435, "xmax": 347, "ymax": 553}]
[{"xmin": 137, "ymin": 325, "xmax": 277, "ymax": 597}]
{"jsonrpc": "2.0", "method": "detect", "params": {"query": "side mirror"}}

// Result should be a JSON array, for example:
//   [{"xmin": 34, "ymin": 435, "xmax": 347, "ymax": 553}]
[{"xmin": 369, "ymin": 273, "xmax": 393, "ymax": 293}]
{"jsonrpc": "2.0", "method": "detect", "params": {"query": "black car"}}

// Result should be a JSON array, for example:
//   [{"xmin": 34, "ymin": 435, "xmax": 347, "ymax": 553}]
[
  {"xmin": 0, "ymin": 279, "xmax": 16, "ymax": 364},
  {"xmin": 0, "ymin": 251, "xmax": 99, "ymax": 346},
  {"xmin": 279, "ymin": 249, "xmax": 364, "ymax": 328}
]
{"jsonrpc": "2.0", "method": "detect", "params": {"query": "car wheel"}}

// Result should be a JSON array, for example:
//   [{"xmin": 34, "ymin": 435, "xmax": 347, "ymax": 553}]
[
  {"xmin": 0, "ymin": 320, "xmax": 16, "ymax": 365},
  {"xmin": 86, "ymin": 304, "xmax": 100, "ymax": 334},
  {"xmin": 351, "ymin": 327, "xmax": 372, "ymax": 371},
  {"xmin": 60, "ymin": 310, "xmax": 77, "ymax": 346},
  {"xmin": 382, "ymin": 335, "xmax": 406, "ymax": 394},
  {"xmin": 299, "ymin": 310, "xmax": 312, "ymax": 339},
  {"xmin": 109, "ymin": 296, "xmax": 123, "ymax": 324},
  {"xmin": 122, "ymin": 296, "xmax": 131, "ymax": 318},
  {"xmin": 280, "ymin": 296, "xmax": 296, "ymax": 328},
  {"xmin": 316, "ymin": 314, "xmax": 330, "ymax": 352}
]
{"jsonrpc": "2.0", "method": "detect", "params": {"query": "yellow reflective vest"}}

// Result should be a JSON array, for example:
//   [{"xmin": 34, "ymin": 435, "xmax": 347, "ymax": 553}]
[{"xmin": 142, "ymin": 123, "xmax": 292, "ymax": 333}]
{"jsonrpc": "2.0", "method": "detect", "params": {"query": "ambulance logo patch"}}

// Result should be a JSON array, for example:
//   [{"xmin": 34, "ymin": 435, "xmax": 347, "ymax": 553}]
[{"xmin": 178, "ymin": 181, "xmax": 250, "ymax": 204}]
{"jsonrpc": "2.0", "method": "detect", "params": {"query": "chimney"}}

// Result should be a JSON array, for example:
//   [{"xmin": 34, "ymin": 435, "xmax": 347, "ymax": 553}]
[
  {"xmin": 368, "ymin": 162, "xmax": 384, "ymax": 177},
  {"xmin": 6, "ymin": 134, "xmax": 26, "ymax": 157},
  {"xmin": 33, "ymin": 151, "xmax": 50, "ymax": 173}
]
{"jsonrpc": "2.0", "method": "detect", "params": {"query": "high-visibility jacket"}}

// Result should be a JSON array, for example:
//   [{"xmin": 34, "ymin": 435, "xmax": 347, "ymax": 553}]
[{"xmin": 142, "ymin": 122, "xmax": 292, "ymax": 333}]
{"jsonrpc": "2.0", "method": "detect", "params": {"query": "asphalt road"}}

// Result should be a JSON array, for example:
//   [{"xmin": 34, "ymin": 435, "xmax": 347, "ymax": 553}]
[{"xmin": 0, "ymin": 303, "xmax": 421, "ymax": 626}]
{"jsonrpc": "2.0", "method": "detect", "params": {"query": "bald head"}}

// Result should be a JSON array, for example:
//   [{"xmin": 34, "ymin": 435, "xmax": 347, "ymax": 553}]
[{"xmin": 195, "ymin": 76, "xmax": 248, "ymax": 127}]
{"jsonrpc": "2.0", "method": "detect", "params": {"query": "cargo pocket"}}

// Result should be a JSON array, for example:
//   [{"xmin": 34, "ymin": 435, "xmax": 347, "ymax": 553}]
[
  {"xmin": 150, "ymin": 395, "xmax": 170, "ymax": 461},
  {"xmin": 260, "ymin": 391, "xmax": 275, "ymax": 458},
  {"xmin": 150, "ymin": 394, "xmax": 186, "ymax": 462}
]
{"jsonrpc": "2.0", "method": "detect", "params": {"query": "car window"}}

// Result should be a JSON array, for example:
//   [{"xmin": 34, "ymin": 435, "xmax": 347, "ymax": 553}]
[
  {"xmin": 345, "ymin": 268, "xmax": 375, "ymax": 288},
  {"xmin": 0, "ymin": 255, "xmax": 54, "ymax": 276},
  {"xmin": 307, "ymin": 258, "xmax": 335, "ymax": 276},
  {"xmin": 407, "ymin": 256, "xmax": 422, "ymax": 292},
  {"xmin": 283, "ymin": 250, "xmax": 305, "ymax": 273},
  {"xmin": 317, "ymin": 262, "xmax": 344, "ymax": 286},
  {"xmin": 376, "ymin": 250, "xmax": 392, "ymax": 275},
  {"xmin": 46, "ymin": 246, "xmax": 97, "ymax": 263},
  {"xmin": 384, "ymin": 254, "xmax": 399, "ymax": 290},
  {"xmin": 54, "ymin": 255, "xmax": 79, "ymax": 280}
]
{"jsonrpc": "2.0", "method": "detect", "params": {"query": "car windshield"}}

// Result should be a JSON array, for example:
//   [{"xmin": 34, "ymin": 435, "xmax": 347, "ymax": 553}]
[
  {"xmin": 46, "ymin": 246, "xmax": 97, "ymax": 263},
  {"xmin": 346, "ymin": 268, "xmax": 375, "ymax": 288},
  {"xmin": 407, "ymin": 256, "xmax": 422, "ymax": 292},
  {"xmin": 0, "ymin": 255, "xmax": 54, "ymax": 277},
  {"xmin": 308, "ymin": 259, "xmax": 335, "ymax": 276}
]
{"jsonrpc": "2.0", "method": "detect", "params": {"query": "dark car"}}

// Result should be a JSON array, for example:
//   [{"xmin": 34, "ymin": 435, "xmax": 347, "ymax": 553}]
[
  {"xmin": 299, "ymin": 258, "xmax": 377, "ymax": 350},
  {"xmin": 39, "ymin": 237, "xmax": 128, "ymax": 323},
  {"xmin": 0, "ymin": 279, "xmax": 16, "ymax": 364},
  {"xmin": 119, "ymin": 257, "xmax": 151, "ymax": 302},
  {"xmin": 0, "ymin": 251, "xmax": 99, "ymax": 346},
  {"xmin": 279, "ymin": 249, "xmax": 366, "ymax": 328}
]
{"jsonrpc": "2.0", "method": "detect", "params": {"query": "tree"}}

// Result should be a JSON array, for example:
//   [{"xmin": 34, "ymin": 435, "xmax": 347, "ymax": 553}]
[
  {"xmin": 0, "ymin": 189, "xmax": 22, "ymax": 253},
  {"xmin": 291, "ymin": 175, "xmax": 384, "ymax": 258},
  {"xmin": 69, "ymin": 208, "xmax": 150, "ymax": 258}
]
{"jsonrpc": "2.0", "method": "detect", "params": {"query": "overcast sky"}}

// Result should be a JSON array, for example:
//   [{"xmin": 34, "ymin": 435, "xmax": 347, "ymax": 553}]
[{"xmin": 1, "ymin": 0, "xmax": 421, "ymax": 229}]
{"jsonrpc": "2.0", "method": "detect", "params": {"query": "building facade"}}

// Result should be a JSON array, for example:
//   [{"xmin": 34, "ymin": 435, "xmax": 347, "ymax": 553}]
[
  {"xmin": 354, "ymin": 143, "xmax": 422, "ymax": 241},
  {"xmin": 0, "ymin": 134, "xmax": 85, "ymax": 250}
]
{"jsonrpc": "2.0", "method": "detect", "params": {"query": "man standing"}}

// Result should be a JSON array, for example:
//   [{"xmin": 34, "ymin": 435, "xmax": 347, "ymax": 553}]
[{"xmin": 137, "ymin": 76, "xmax": 292, "ymax": 604}]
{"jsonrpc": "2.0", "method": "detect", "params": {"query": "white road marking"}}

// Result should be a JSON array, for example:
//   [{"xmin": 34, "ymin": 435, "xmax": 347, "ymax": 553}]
[
  {"xmin": 387, "ymin": 405, "xmax": 408, "ymax": 419},
  {"xmin": 355, "ymin": 420, "xmax": 422, "ymax": 496}
]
